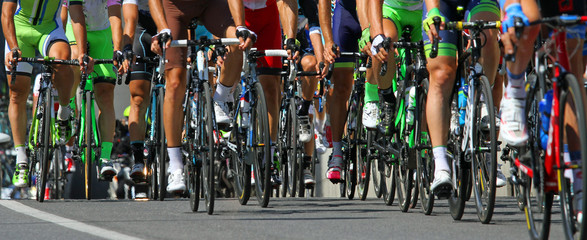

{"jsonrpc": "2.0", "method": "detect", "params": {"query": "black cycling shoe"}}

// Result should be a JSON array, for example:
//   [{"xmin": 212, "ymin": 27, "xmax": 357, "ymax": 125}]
[{"xmin": 130, "ymin": 163, "xmax": 146, "ymax": 182}]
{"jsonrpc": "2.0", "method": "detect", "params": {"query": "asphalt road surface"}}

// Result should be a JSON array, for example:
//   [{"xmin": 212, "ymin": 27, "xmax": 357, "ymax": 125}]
[{"xmin": 0, "ymin": 195, "xmax": 565, "ymax": 240}]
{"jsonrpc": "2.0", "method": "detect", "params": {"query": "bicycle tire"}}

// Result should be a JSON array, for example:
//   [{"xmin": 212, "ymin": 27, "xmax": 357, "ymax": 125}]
[
  {"xmin": 371, "ymin": 133, "xmax": 383, "ymax": 199},
  {"xmin": 287, "ymin": 98, "xmax": 298, "ymax": 197},
  {"xmin": 37, "ymin": 90, "xmax": 52, "ymax": 202},
  {"xmin": 251, "ymin": 82, "xmax": 272, "ymax": 207},
  {"xmin": 417, "ymin": 79, "xmax": 434, "ymax": 215},
  {"xmin": 558, "ymin": 73, "xmax": 587, "ymax": 239},
  {"xmin": 448, "ymin": 89, "xmax": 471, "ymax": 220},
  {"xmin": 200, "ymin": 82, "xmax": 215, "ymax": 214},
  {"xmin": 84, "ymin": 91, "xmax": 93, "ymax": 200},
  {"xmin": 470, "ymin": 75, "xmax": 497, "ymax": 224},
  {"xmin": 524, "ymin": 72, "xmax": 552, "ymax": 240},
  {"xmin": 231, "ymin": 87, "xmax": 252, "ymax": 205},
  {"xmin": 146, "ymin": 93, "xmax": 158, "ymax": 200},
  {"xmin": 157, "ymin": 88, "xmax": 167, "ymax": 201},
  {"xmin": 343, "ymin": 94, "xmax": 358, "ymax": 200},
  {"xmin": 357, "ymin": 105, "xmax": 370, "ymax": 201},
  {"xmin": 380, "ymin": 133, "xmax": 397, "ymax": 205},
  {"xmin": 52, "ymin": 146, "xmax": 64, "ymax": 200},
  {"xmin": 278, "ymin": 98, "xmax": 289, "ymax": 197},
  {"xmin": 185, "ymin": 91, "xmax": 199, "ymax": 212},
  {"xmin": 395, "ymin": 100, "xmax": 414, "ymax": 212}
]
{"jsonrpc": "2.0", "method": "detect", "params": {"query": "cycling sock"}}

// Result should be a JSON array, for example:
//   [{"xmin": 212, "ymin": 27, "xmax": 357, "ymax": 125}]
[
  {"xmin": 332, "ymin": 141, "xmax": 342, "ymax": 157},
  {"xmin": 131, "ymin": 141, "xmax": 145, "ymax": 165},
  {"xmin": 433, "ymin": 146, "xmax": 450, "ymax": 175},
  {"xmin": 314, "ymin": 117, "xmax": 325, "ymax": 133},
  {"xmin": 364, "ymin": 82, "xmax": 379, "ymax": 103},
  {"xmin": 379, "ymin": 87, "xmax": 396, "ymax": 104},
  {"xmin": 167, "ymin": 147, "xmax": 183, "ymax": 173},
  {"xmin": 57, "ymin": 104, "xmax": 71, "ymax": 121},
  {"xmin": 505, "ymin": 69, "xmax": 526, "ymax": 99},
  {"xmin": 100, "ymin": 142, "xmax": 113, "ymax": 161},
  {"xmin": 214, "ymin": 83, "xmax": 233, "ymax": 102},
  {"xmin": 298, "ymin": 99, "xmax": 312, "ymax": 116},
  {"xmin": 65, "ymin": 145, "xmax": 73, "ymax": 159},
  {"xmin": 15, "ymin": 145, "xmax": 27, "ymax": 165}
]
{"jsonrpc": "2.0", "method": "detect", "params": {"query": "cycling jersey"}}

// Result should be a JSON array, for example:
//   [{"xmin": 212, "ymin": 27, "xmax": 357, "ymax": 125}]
[
  {"xmin": 384, "ymin": 0, "xmax": 422, "ymax": 11},
  {"xmin": 3, "ymin": 0, "xmax": 78, "ymax": 75}
]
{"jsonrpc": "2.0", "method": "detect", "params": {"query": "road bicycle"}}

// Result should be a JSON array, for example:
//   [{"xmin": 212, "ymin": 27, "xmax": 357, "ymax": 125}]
[{"xmin": 172, "ymin": 35, "xmax": 239, "ymax": 214}]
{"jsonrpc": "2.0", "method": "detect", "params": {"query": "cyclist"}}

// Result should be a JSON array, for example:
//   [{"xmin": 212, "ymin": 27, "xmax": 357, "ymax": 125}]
[
  {"xmin": 62, "ymin": 0, "xmax": 124, "ymax": 180},
  {"xmin": 296, "ymin": 0, "xmax": 326, "ymax": 186},
  {"xmin": 149, "ymin": 0, "xmax": 255, "ymax": 194},
  {"xmin": 3, "ymin": 0, "xmax": 93, "ymax": 187},
  {"xmin": 422, "ymin": 0, "xmax": 502, "ymax": 194},
  {"xmin": 318, "ymin": 0, "xmax": 371, "ymax": 182}
]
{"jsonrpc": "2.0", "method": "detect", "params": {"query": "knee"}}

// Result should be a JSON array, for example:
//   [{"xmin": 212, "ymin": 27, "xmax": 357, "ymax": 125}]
[
  {"xmin": 130, "ymin": 94, "xmax": 147, "ymax": 109},
  {"xmin": 301, "ymin": 56, "xmax": 317, "ymax": 71}
]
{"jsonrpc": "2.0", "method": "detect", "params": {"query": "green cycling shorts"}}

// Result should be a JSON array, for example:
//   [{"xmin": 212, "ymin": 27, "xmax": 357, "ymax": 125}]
[
  {"xmin": 383, "ymin": 5, "xmax": 423, "ymax": 43},
  {"xmin": 66, "ymin": 24, "xmax": 116, "ymax": 83}
]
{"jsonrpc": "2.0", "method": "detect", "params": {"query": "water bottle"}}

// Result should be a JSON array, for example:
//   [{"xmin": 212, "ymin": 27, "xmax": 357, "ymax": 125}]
[
  {"xmin": 240, "ymin": 88, "xmax": 250, "ymax": 128},
  {"xmin": 539, "ymin": 90, "xmax": 553, "ymax": 150},
  {"xmin": 405, "ymin": 86, "xmax": 416, "ymax": 125},
  {"xmin": 458, "ymin": 78, "xmax": 468, "ymax": 126}
]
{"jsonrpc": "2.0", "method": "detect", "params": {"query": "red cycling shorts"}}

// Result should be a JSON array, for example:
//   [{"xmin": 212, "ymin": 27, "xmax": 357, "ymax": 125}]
[{"xmin": 245, "ymin": 0, "xmax": 282, "ymax": 73}]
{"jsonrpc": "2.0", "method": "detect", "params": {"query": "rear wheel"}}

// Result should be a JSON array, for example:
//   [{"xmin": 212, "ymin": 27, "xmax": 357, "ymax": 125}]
[
  {"xmin": 416, "ymin": 80, "xmax": 434, "ymax": 215},
  {"xmin": 558, "ymin": 74, "xmax": 587, "ymax": 239}
]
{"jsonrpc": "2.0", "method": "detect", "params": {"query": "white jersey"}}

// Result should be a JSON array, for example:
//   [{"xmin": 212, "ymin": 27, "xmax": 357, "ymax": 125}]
[
  {"xmin": 65, "ymin": 0, "xmax": 122, "ymax": 31},
  {"xmin": 243, "ymin": 0, "xmax": 268, "ymax": 10}
]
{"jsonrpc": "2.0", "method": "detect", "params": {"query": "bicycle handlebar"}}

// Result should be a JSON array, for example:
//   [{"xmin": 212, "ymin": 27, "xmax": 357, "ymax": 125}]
[
  {"xmin": 445, "ymin": 20, "xmax": 501, "ymax": 31},
  {"xmin": 170, "ymin": 38, "xmax": 240, "ymax": 48}
]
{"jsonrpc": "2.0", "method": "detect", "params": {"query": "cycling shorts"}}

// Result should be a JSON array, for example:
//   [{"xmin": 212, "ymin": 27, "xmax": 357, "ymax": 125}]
[
  {"xmin": 422, "ymin": 0, "xmax": 500, "ymax": 58},
  {"xmin": 332, "ymin": 0, "xmax": 361, "ymax": 67},
  {"xmin": 245, "ymin": 0, "xmax": 282, "ymax": 74},
  {"xmin": 4, "ymin": 15, "xmax": 68, "ymax": 76},
  {"xmin": 163, "ymin": 0, "xmax": 234, "ymax": 70},
  {"xmin": 66, "ymin": 24, "xmax": 116, "ymax": 84},
  {"xmin": 383, "ymin": 4, "xmax": 423, "ymax": 42},
  {"xmin": 131, "ymin": 10, "xmax": 158, "ymax": 81}
]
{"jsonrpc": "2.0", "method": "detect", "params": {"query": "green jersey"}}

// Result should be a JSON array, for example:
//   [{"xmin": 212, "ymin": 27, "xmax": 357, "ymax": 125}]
[
  {"xmin": 10, "ymin": 0, "xmax": 81, "ymax": 26},
  {"xmin": 383, "ymin": 0, "xmax": 422, "ymax": 11}
]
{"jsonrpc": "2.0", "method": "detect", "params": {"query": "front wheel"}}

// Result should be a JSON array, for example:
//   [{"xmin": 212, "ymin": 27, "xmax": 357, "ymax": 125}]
[
  {"xmin": 470, "ymin": 75, "xmax": 497, "ymax": 224},
  {"xmin": 558, "ymin": 73, "xmax": 587, "ymax": 239},
  {"xmin": 199, "ymin": 82, "xmax": 215, "ymax": 214},
  {"xmin": 251, "ymin": 82, "xmax": 272, "ymax": 207}
]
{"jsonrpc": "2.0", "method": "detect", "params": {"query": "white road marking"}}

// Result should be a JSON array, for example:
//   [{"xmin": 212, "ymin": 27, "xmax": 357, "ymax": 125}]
[{"xmin": 0, "ymin": 200, "xmax": 143, "ymax": 240}]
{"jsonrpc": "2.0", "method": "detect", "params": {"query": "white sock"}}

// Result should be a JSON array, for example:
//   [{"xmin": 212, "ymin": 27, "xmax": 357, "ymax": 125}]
[
  {"xmin": 332, "ymin": 141, "xmax": 342, "ymax": 157},
  {"xmin": 433, "ymin": 146, "xmax": 450, "ymax": 176},
  {"xmin": 314, "ymin": 117, "xmax": 325, "ymax": 133},
  {"xmin": 167, "ymin": 147, "xmax": 183, "ymax": 173},
  {"xmin": 214, "ymin": 83, "xmax": 233, "ymax": 102},
  {"xmin": 505, "ymin": 69, "xmax": 526, "ymax": 99},
  {"xmin": 15, "ymin": 145, "xmax": 28, "ymax": 165},
  {"xmin": 57, "ymin": 104, "xmax": 71, "ymax": 121}
]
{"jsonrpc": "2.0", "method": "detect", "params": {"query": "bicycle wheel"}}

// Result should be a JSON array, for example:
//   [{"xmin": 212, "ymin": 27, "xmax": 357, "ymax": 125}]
[
  {"xmin": 156, "ymin": 88, "xmax": 167, "ymax": 201},
  {"xmin": 416, "ymin": 79, "xmax": 434, "ymax": 215},
  {"xmin": 523, "ymin": 73, "xmax": 552, "ymax": 240},
  {"xmin": 251, "ymin": 82, "xmax": 272, "ymax": 207},
  {"xmin": 470, "ymin": 75, "xmax": 497, "ymax": 224},
  {"xmin": 278, "ymin": 99, "xmax": 289, "ymax": 197},
  {"xmin": 83, "ymin": 91, "xmax": 94, "ymax": 201},
  {"xmin": 51, "ymin": 146, "xmax": 64, "ymax": 200},
  {"xmin": 357, "ymin": 105, "xmax": 371, "ymax": 201},
  {"xmin": 37, "ymin": 90, "xmax": 52, "ymax": 202},
  {"xmin": 394, "ymin": 142, "xmax": 414, "ymax": 212},
  {"xmin": 286, "ymin": 98, "xmax": 298, "ymax": 197},
  {"xmin": 558, "ymin": 73, "xmax": 587, "ymax": 239},
  {"xmin": 379, "ymin": 133, "xmax": 397, "ymax": 205},
  {"xmin": 343, "ymin": 95, "xmax": 359, "ymax": 200},
  {"xmin": 371, "ymin": 134, "xmax": 383, "ymax": 199},
  {"xmin": 448, "ymin": 90, "xmax": 471, "ymax": 220},
  {"xmin": 199, "ymin": 82, "xmax": 215, "ymax": 214}
]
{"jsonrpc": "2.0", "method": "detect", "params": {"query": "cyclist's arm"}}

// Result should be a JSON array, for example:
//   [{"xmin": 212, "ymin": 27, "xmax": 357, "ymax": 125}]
[
  {"xmin": 1, "ymin": 1, "xmax": 18, "ymax": 51},
  {"xmin": 69, "ymin": 1, "xmax": 93, "ymax": 72},
  {"xmin": 122, "ymin": 2, "xmax": 138, "ymax": 47},
  {"xmin": 61, "ymin": 2, "xmax": 68, "ymax": 31},
  {"xmin": 108, "ymin": 3, "xmax": 123, "ymax": 51},
  {"xmin": 227, "ymin": 0, "xmax": 254, "ymax": 49},
  {"xmin": 357, "ymin": 0, "xmax": 369, "ymax": 31},
  {"xmin": 423, "ymin": 0, "xmax": 441, "ymax": 41},
  {"xmin": 148, "ymin": 0, "xmax": 169, "ymax": 32},
  {"xmin": 368, "ymin": 0, "xmax": 383, "ymax": 37},
  {"xmin": 318, "ymin": 0, "xmax": 336, "ymax": 63},
  {"xmin": 278, "ymin": 0, "xmax": 298, "ymax": 59}
]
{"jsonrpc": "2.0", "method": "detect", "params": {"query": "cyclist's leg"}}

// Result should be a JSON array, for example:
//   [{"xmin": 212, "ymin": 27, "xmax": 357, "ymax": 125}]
[
  {"xmin": 5, "ymin": 39, "xmax": 33, "ymax": 185},
  {"xmin": 422, "ymin": 1, "xmax": 458, "ymax": 193},
  {"xmin": 129, "ymin": 22, "xmax": 154, "ymax": 179},
  {"xmin": 499, "ymin": 0, "xmax": 541, "ymax": 146},
  {"xmin": 200, "ymin": 0, "xmax": 241, "ymax": 125},
  {"xmin": 300, "ymin": 54, "xmax": 319, "ymax": 185},
  {"xmin": 43, "ymin": 30, "xmax": 73, "ymax": 121},
  {"xmin": 467, "ymin": 0, "xmax": 500, "ymax": 85}
]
